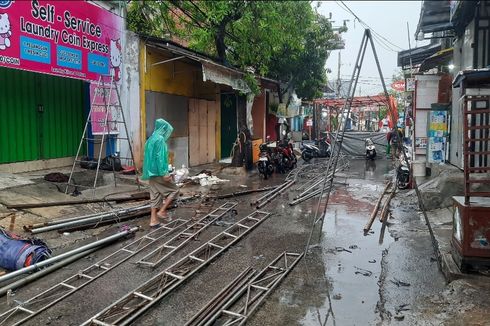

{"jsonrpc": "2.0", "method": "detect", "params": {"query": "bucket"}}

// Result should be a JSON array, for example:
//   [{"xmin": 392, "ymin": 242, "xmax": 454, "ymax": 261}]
[{"xmin": 412, "ymin": 160, "xmax": 426, "ymax": 177}]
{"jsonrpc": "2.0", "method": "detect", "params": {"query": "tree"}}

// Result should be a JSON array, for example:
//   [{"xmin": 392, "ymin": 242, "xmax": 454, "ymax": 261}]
[{"xmin": 127, "ymin": 1, "xmax": 337, "ymax": 99}]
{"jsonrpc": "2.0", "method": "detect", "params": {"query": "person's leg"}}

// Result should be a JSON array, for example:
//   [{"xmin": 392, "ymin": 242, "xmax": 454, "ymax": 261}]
[
  {"xmin": 149, "ymin": 178, "xmax": 163, "ymax": 226},
  {"xmin": 157, "ymin": 191, "xmax": 177, "ymax": 220}
]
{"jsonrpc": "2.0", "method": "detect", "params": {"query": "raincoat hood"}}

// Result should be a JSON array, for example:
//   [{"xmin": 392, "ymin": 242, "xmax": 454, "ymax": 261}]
[
  {"xmin": 141, "ymin": 119, "xmax": 174, "ymax": 180},
  {"xmin": 153, "ymin": 118, "xmax": 173, "ymax": 141}
]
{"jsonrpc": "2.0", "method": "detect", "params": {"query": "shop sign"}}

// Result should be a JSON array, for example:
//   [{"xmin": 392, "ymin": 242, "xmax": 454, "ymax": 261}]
[
  {"xmin": 89, "ymin": 82, "xmax": 119, "ymax": 135},
  {"xmin": 306, "ymin": 118, "xmax": 313, "ymax": 127},
  {"xmin": 391, "ymin": 80, "xmax": 405, "ymax": 92},
  {"xmin": 405, "ymin": 78, "xmax": 415, "ymax": 91},
  {"xmin": 0, "ymin": 0, "xmax": 122, "ymax": 82}
]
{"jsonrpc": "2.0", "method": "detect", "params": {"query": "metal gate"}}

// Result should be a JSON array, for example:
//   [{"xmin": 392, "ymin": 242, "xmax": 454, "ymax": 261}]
[{"xmin": 0, "ymin": 67, "xmax": 85, "ymax": 164}]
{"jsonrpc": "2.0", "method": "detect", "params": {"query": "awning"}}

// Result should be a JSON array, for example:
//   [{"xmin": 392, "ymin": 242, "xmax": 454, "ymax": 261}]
[
  {"xmin": 314, "ymin": 95, "xmax": 389, "ymax": 107},
  {"xmin": 416, "ymin": 0, "xmax": 453, "ymax": 36},
  {"xmin": 145, "ymin": 37, "xmax": 251, "ymax": 93},
  {"xmin": 397, "ymin": 43, "xmax": 441, "ymax": 69},
  {"xmin": 419, "ymin": 48, "xmax": 453, "ymax": 72},
  {"xmin": 453, "ymin": 69, "xmax": 490, "ymax": 88}
]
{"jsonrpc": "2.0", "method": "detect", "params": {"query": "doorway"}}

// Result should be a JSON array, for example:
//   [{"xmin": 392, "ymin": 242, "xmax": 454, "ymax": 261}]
[{"xmin": 220, "ymin": 93, "xmax": 237, "ymax": 159}]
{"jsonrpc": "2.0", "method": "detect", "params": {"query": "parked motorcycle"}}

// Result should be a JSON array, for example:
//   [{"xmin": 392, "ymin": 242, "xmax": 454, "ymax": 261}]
[
  {"xmin": 301, "ymin": 137, "xmax": 331, "ymax": 162},
  {"xmin": 257, "ymin": 141, "xmax": 274, "ymax": 179},
  {"xmin": 365, "ymin": 138, "xmax": 376, "ymax": 160},
  {"xmin": 396, "ymin": 145, "xmax": 411, "ymax": 189},
  {"xmin": 278, "ymin": 139, "xmax": 297, "ymax": 171}
]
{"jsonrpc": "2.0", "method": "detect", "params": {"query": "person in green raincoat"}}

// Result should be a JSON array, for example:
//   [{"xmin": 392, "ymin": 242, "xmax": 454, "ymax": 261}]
[{"xmin": 141, "ymin": 118, "xmax": 179, "ymax": 227}]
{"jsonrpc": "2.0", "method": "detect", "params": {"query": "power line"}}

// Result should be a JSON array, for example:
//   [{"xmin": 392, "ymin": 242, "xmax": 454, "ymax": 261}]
[{"xmin": 335, "ymin": 1, "xmax": 403, "ymax": 51}]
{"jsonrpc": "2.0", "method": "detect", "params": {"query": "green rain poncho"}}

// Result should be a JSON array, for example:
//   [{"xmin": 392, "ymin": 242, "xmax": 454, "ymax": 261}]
[{"xmin": 141, "ymin": 119, "xmax": 174, "ymax": 180}]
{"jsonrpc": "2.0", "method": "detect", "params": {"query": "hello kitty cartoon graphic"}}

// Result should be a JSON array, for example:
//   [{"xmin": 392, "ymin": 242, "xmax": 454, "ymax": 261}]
[
  {"xmin": 0, "ymin": 12, "xmax": 12, "ymax": 51},
  {"xmin": 110, "ymin": 39, "xmax": 121, "ymax": 82}
]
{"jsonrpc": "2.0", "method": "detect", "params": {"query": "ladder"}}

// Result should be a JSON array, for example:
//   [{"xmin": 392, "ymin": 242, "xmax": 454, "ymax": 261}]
[
  {"xmin": 462, "ymin": 94, "xmax": 490, "ymax": 204},
  {"xmin": 82, "ymin": 210, "xmax": 271, "ymax": 326},
  {"xmin": 65, "ymin": 75, "xmax": 138, "ymax": 197},
  {"xmin": 136, "ymin": 201, "xmax": 238, "ymax": 268},
  {"xmin": 0, "ymin": 220, "xmax": 186, "ymax": 326}
]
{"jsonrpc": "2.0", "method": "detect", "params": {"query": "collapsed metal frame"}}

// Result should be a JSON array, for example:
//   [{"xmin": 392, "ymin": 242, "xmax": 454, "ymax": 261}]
[
  {"xmin": 203, "ymin": 252, "xmax": 303, "ymax": 326},
  {"xmin": 82, "ymin": 210, "xmax": 271, "ymax": 326},
  {"xmin": 184, "ymin": 267, "xmax": 257, "ymax": 326},
  {"xmin": 304, "ymin": 29, "xmax": 395, "ymax": 251},
  {"xmin": 136, "ymin": 202, "xmax": 238, "ymax": 268},
  {"xmin": 0, "ymin": 220, "xmax": 186, "ymax": 326},
  {"xmin": 251, "ymin": 180, "xmax": 295, "ymax": 209}
]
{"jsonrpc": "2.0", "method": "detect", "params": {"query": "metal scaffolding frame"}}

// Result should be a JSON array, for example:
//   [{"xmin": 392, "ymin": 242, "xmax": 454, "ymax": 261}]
[
  {"xmin": 184, "ymin": 267, "xmax": 257, "ymax": 326},
  {"xmin": 0, "ymin": 220, "xmax": 186, "ymax": 326},
  {"xmin": 136, "ymin": 202, "xmax": 238, "ymax": 268},
  {"xmin": 203, "ymin": 252, "xmax": 303, "ymax": 326},
  {"xmin": 82, "ymin": 210, "xmax": 271, "ymax": 326},
  {"xmin": 251, "ymin": 180, "xmax": 295, "ymax": 209}
]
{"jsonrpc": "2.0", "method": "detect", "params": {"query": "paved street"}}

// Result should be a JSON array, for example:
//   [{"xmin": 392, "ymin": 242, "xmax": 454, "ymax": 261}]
[{"xmin": 1, "ymin": 158, "xmax": 488, "ymax": 325}]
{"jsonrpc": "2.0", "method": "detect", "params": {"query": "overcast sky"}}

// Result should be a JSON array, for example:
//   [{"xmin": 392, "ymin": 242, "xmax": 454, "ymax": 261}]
[{"xmin": 317, "ymin": 1, "xmax": 427, "ymax": 96}]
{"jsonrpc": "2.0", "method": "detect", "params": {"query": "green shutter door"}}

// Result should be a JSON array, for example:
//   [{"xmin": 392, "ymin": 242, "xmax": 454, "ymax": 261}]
[
  {"xmin": 37, "ymin": 74, "xmax": 84, "ymax": 160},
  {"xmin": 0, "ymin": 67, "xmax": 85, "ymax": 164}
]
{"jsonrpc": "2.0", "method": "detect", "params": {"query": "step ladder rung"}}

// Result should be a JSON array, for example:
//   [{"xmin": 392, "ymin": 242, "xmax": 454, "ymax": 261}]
[
  {"xmin": 143, "ymin": 235, "xmax": 157, "ymax": 241},
  {"xmin": 95, "ymin": 264, "xmax": 110, "ymax": 270},
  {"xmin": 180, "ymin": 232, "xmax": 194, "ymax": 237},
  {"xmin": 133, "ymin": 291, "xmax": 154, "ymax": 301},
  {"xmin": 17, "ymin": 306, "xmax": 35, "ymax": 314},
  {"xmin": 246, "ymin": 216, "xmax": 260, "ymax": 222},
  {"xmin": 208, "ymin": 242, "xmax": 224, "ymax": 249},
  {"xmin": 78, "ymin": 273, "xmax": 93, "ymax": 279},
  {"xmin": 222, "ymin": 310, "xmax": 246, "ymax": 318},
  {"xmin": 165, "ymin": 271, "xmax": 184, "ymax": 280},
  {"xmin": 251, "ymin": 284, "xmax": 269, "ymax": 291},
  {"xmin": 164, "ymin": 244, "xmax": 177, "ymax": 249},
  {"xmin": 267, "ymin": 265, "xmax": 284, "ymax": 271},
  {"xmin": 189, "ymin": 255, "xmax": 205, "ymax": 262},
  {"xmin": 236, "ymin": 223, "xmax": 250, "ymax": 229},
  {"xmin": 91, "ymin": 319, "xmax": 112, "ymax": 326},
  {"xmin": 120, "ymin": 248, "xmax": 135, "ymax": 254},
  {"xmin": 60, "ymin": 282, "xmax": 77, "ymax": 290},
  {"xmin": 223, "ymin": 232, "xmax": 237, "ymax": 238}
]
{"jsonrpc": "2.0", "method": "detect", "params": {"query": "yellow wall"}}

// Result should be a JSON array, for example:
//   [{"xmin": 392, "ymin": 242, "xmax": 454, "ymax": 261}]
[
  {"xmin": 144, "ymin": 47, "xmax": 216, "ymax": 101},
  {"xmin": 142, "ymin": 44, "xmax": 223, "ymax": 162}
]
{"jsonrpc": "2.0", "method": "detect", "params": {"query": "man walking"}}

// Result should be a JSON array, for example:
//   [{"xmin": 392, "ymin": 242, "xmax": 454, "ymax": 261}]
[{"xmin": 141, "ymin": 118, "xmax": 179, "ymax": 227}]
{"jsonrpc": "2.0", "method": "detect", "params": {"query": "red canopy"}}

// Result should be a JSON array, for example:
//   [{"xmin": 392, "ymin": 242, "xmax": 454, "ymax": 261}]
[
  {"xmin": 314, "ymin": 95, "xmax": 399, "ymax": 129},
  {"xmin": 313, "ymin": 95, "xmax": 389, "ymax": 107}
]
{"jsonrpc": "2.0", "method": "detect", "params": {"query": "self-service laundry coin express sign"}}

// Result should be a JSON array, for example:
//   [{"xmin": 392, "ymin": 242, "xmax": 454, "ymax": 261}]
[{"xmin": 0, "ymin": 0, "xmax": 122, "ymax": 82}]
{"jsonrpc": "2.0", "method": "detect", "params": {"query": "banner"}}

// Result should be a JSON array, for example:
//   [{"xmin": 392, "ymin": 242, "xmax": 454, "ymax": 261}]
[{"xmin": 0, "ymin": 0, "xmax": 122, "ymax": 81}]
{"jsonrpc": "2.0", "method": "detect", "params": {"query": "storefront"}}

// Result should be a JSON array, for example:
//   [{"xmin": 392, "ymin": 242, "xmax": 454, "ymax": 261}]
[{"xmin": 0, "ymin": 0, "xmax": 123, "ymax": 172}]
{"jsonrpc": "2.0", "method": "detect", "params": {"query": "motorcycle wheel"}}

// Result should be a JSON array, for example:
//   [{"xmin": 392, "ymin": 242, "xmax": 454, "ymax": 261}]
[
  {"xmin": 301, "ymin": 151, "xmax": 312, "ymax": 162},
  {"xmin": 267, "ymin": 164, "xmax": 274, "ymax": 176}
]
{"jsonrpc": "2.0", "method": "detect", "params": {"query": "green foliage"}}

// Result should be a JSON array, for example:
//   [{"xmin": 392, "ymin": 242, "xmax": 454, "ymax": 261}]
[{"xmin": 127, "ymin": 1, "xmax": 337, "ymax": 100}]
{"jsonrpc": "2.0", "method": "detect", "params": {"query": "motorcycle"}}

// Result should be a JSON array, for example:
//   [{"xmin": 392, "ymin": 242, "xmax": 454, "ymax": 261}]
[
  {"xmin": 301, "ymin": 137, "xmax": 331, "ymax": 162},
  {"xmin": 365, "ymin": 138, "xmax": 376, "ymax": 160},
  {"xmin": 396, "ymin": 145, "xmax": 411, "ymax": 189},
  {"xmin": 257, "ymin": 141, "xmax": 274, "ymax": 179},
  {"xmin": 278, "ymin": 139, "xmax": 297, "ymax": 171}
]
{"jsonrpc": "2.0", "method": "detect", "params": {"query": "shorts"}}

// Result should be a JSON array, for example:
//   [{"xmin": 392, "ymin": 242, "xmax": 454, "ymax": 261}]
[{"xmin": 148, "ymin": 176, "xmax": 179, "ymax": 208}]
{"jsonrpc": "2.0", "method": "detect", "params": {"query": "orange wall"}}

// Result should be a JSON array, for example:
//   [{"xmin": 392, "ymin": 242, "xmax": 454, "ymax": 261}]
[{"xmin": 251, "ymin": 90, "xmax": 266, "ymax": 140}]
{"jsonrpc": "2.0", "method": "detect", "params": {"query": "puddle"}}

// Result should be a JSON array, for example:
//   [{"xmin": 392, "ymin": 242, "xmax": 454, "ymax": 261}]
[{"xmin": 299, "ymin": 159, "xmax": 395, "ymax": 325}]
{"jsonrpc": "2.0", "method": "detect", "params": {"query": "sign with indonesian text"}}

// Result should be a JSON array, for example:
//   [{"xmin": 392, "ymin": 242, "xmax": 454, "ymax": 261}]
[
  {"xmin": 391, "ymin": 80, "xmax": 405, "ymax": 92},
  {"xmin": 0, "ymin": 0, "xmax": 123, "ymax": 81}
]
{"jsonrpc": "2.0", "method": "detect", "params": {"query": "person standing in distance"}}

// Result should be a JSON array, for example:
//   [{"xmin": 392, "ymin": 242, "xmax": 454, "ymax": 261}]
[{"xmin": 141, "ymin": 118, "xmax": 179, "ymax": 228}]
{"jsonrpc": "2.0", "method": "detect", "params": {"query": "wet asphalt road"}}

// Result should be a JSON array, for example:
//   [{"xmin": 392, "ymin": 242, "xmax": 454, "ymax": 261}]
[{"xmin": 0, "ymin": 158, "xmax": 451, "ymax": 325}]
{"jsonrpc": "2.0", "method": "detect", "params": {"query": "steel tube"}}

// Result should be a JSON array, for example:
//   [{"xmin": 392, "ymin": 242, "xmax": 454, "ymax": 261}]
[
  {"xmin": 0, "ymin": 227, "xmax": 139, "ymax": 283},
  {"xmin": 256, "ymin": 180, "xmax": 295, "ymax": 209},
  {"xmin": 25, "ymin": 204, "xmax": 149, "ymax": 231},
  {"xmin": 0, "ymin": 248, "xmax": 98, "ymax": 296},
  {"xmin": 29, "ymin": 206, "xmax": 149, "ymax": 234}
]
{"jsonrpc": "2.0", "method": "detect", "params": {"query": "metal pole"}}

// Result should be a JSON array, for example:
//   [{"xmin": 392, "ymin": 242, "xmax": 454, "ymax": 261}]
[
  {"xmin": 0, "ymin": 248, "xmax": 98, "ymax": 296},
  {"xmin": 0, "ymin": 227, "xmax": 139, "ymax": 283},
  {"xmin": 29, "ymin": 206, "xmax": 149, "ymax": 234}
]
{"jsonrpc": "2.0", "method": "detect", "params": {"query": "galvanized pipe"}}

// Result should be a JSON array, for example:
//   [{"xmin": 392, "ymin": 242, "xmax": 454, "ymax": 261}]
[
  {"xmin": 0, "ymin": 248, "xmax": 98, "ymax": 296},
  {"xmin": 256, "ymin": 180, "xmax": 295, "ymax": 209},
  {"xmin": 0, "ymin": 227, "xmax": 139, "ymax": 283},
  {"xmin": 25, "ymin": 204, "xmax": 150, "ymax": 230},
  {"xmin": 29, "ymin": 206, "xmax": 149, "ymax": 234}
]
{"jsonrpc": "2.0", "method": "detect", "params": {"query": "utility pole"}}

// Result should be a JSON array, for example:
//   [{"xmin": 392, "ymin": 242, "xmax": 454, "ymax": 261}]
[{"xmin": 337, "ymin": 51, "xmax": 342, "ymax": 98}]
